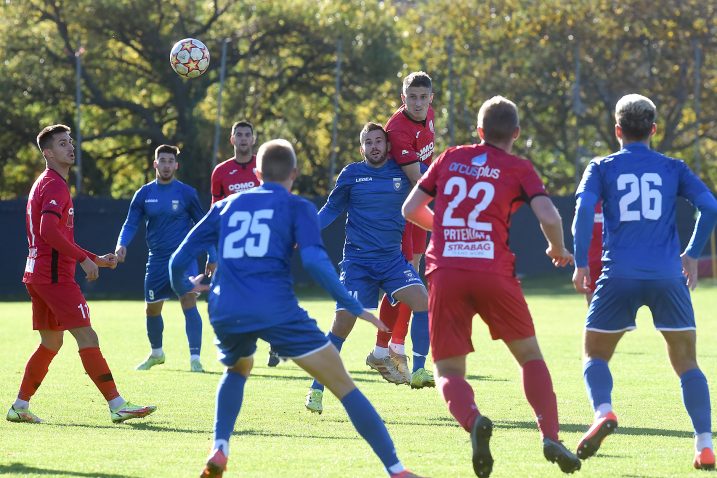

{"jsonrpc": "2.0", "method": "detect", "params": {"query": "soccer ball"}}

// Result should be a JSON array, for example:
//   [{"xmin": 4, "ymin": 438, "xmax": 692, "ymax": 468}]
[{"xmin": 169, "ymin": 38, "xmax": 210, "ymax": 78}]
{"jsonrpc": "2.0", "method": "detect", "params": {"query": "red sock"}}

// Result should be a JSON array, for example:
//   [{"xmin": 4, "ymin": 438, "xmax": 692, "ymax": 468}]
[
  {"xmin": 522, "ymin": 359, "xmax": 560, "ymax": 440},
  {"xmin": 376, "ymin": 295, "xmax": 399, "ymax": 347},
  {"xmin": 79, "ymin": 347, "xmax": 120, "ymax": 401},
  {"xmin": 437, "ymin": 375, "xmax": 480, "ymax": 432},
  {"xmin": 18, "ymin": 344, "xmax": 58, "ymax": 401},
  {"xmin": 390, "ymin": 303, "xmax": 411, "ymax": 345}
]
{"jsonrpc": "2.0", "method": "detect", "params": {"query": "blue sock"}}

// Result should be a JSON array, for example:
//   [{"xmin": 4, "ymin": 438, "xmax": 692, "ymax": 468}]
[
  {"xmin": 583, "ymin": 358, "xmax": 613, "ymax": 409},
  {"xmin": 146, "ymin": 314, "xmax": 164, "ymax": 349},
  {"xmin": 183, "ymin": 306, "xmax": 203, "ymax": 356},
  {"xmin": 341, "ymin": 388, "xmax": 400, "ymax": 473},
  {"xmin": 214, "ymin": 370, "xmax": 248, "ymax": 452},
  {"xmin": 311, "ymin": 332, "xmax": 345, "ymax": 392},
  {"xmin": 681, "ymin": 368, "xmax": 712, "ymax": 434},
  {"xmin": 410, "ymin": 311, "xmax": 429, "ymax": 372}
]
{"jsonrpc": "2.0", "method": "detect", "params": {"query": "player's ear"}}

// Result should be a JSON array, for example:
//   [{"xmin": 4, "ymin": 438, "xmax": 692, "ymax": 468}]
[
  {"xmin": 153, "ymin": 159, "xmax": 158, "ymax": 169},
  {"xmin": 230, "ymin": 135, "xmax": 235, "ymax": 146},
  {"xmin": 429, "ymin": 92, "xmax": 434, "ymax": 103},
  {"xmin": 289, "ymin": 167, "xmax": 298, "ymax": 181},
  {"xmin": 649, "ymin": 123, "xmax": 657, "ymax": 137},
  {"xmin": 615, "ymin": 124, "xmax": 622, "ymax": 141},
  {"xmin": 512, "ymin": 126, "xmax": 520, "ymax": 141},
  {"xmin": 477, "ymin": 127, "xmax": 486, "ymax": 141},
  {"xmin": 401, "ymin": 93, "xmax": 406, "ymax": 105},
  {"xmin": 251, "ymin": 135, "xmax": 257, "ymax": 146},
  {"xmin": 255, "ymin": 169, "xmax": 264, "ymax": 183}
]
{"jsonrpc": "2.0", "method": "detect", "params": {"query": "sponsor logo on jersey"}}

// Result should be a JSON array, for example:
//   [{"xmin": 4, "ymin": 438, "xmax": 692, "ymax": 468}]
[
  {"xmin": 229, "ymin": 169, "xmax": 238, "ymax": 175},
  {"xmin": 172, "ymin": 199, "xmax": 179, "ymax": 211},
  {"xmin": 418, "ymin": 142, "xmax": 434, "ymax": 162},
  {"xmin": 443, "ymin": 228, "xmax": 489, "ymax": 241},
  {"xmin": 403, "ymin": 269, "xmax": 415, "ymax": 279},
  {"xmin": 401, "ymin": 150, "xmax": 409, "ymax": 156},
  {"xmin": 393, "ymin": 178, "xmax": 402, "ymax": 191},
  {"xmin": 49, "ymin": 199, "xmax": 58, "ymax": 206},
  {"xmin": 443, "ymin": 240, "xmax": 494, "ymax": 259},
  {"xmin": 145, "ymin": 198, "xmax": 159, "ymax": 203},
  {"xmin": 227, "ymin": 181, "xmax": 256, "ymax": 192},
  {"xmin": 449, "ymin": 161, "xmax": 500, "ymax": 180},
  {"xmin": 355, "ymin": 177, "xmax": 372, "ymax": 183},
  {"xmin": 471, "ymin": 154, "xmax": 488, "ymax": 167},
  {"xmin": 415, "ymin": 131, "xmax": 421, "ymax": 139}
]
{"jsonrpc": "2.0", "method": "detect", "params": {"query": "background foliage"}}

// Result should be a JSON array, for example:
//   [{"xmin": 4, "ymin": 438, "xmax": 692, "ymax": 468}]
[{"xmin": 1, "ymin": 0, "xmax": 715, "ymax": 199}]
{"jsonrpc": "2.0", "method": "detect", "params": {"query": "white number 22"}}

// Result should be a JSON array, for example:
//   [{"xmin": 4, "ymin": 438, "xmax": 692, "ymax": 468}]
[
  {"xmin": 223, "ymin": 209, "xmax": 274, "ymax": 258},
  {"xmin": 441, "ymin": 176, "xmax": 495, "ymax": 230},
  {"xmin": 617, "ymin": 173, "xmax": 662, "ymax": 221}
]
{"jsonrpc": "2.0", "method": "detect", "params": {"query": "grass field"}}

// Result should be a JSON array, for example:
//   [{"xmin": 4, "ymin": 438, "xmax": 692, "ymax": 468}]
[{"xmin": 1, "ymin": 278, "xmax": 716, "ymax": 478}]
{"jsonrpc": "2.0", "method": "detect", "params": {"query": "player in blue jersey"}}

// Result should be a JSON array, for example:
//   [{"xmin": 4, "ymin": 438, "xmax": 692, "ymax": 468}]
[
  {"xmin": 304, "ymin": 122, "xmax": 433, "ymax": 414},
  {"xmin": 169, "ymin": 139, "xmax": 423, "ymax": 478},
  {"xmin": 572, "ymin": 94, "xmax": 717, "ymax": 469},
  {"xmin": 115, "ymin": 145, "xmax": 217, "ymax": 373}
]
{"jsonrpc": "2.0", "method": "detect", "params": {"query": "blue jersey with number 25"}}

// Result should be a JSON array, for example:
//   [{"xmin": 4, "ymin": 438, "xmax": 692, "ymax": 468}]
[
  {"xmin": 170, "ymin": 183, "xmax": 325, "ymax": 331},
  {"xmin": 577, "ymin": 143, "xmax": 711, "ymax": 279}
]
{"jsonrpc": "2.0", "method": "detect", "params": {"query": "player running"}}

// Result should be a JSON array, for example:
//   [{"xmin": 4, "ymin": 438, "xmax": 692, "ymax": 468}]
[
  {"xmin": 115, "ymin": 144, "xmax": 216, "ymax": 372},
  {"xmin": 403, "ymin": 97, "xmax": 581, "ymax": 477},
  {"xmin": 373, "ymin": 71, "xmax": 435, "ymax": 383},
  {"xmin": 7, "ymin": 124, "xmax": 156, "ymax": 425},
  {"xmin": 572, "ymin": 94, "xmax": 717, "ymax": 469},
  {"xmin": 305, "ymin": 122, "xmax": 431, "ymax": 413},
  {"xmin": 169, "ymin": 139, "xmax": 423, "ymax": 478}
]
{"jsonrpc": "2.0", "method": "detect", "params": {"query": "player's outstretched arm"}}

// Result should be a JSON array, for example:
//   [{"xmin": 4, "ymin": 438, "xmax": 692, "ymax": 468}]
[
  {"xmin": 531, "ymin": 195, "xmax": 574, "ymax": 268},
  {"xmin": 402, "ymin": 186, "xmax": 433, "ymax": 231},
  {"xmin": 170, "ymin": 207, "xmax": 220, "ymax": 296}
]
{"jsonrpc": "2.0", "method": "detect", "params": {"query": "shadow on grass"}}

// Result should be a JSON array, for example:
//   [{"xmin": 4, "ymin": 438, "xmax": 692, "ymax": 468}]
[
  {"xmin": 0, "ymin": 463, "xmax": 137, "ymax": 477},
  {"xmin": 498, "ymin": 419, "xmax": 693, "ymax": 438},
  {"xmin": 48, "ymin": 421, "xmax": 205, "ymax": 435},
  {"xmin": 236, "ymin": 428, "xmax": 359, "ymax": 440}
]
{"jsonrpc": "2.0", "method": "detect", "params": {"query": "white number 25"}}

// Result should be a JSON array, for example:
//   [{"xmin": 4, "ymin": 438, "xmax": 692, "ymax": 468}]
[{"xmin": 223, "ymin": 209, "xmax": 274, "ymax": 258}]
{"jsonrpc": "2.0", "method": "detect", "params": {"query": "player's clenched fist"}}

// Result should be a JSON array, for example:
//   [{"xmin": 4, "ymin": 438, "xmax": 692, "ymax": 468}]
[
  {"xmin": 96, "ymin": 253, "xmax": 118, "ymax": 269},
  {"xmin": 114, "ymin": 245, "xmax": 127, "ymax": 263}
]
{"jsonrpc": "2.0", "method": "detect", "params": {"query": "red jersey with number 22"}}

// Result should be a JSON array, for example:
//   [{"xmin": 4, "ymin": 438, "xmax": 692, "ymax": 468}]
[
  {"xmin": 23, "ymin": 169, "xmax": 81, "ymax": 284},
  {"xmin": 418, "ymin": 143, "xmax": 547, "ymax": 277}
]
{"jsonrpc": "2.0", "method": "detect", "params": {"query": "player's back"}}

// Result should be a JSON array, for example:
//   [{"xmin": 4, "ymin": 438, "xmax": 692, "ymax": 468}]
[
  {"xmin": 209, "ymin": 183, "xmax": 311, "ymax": 330},
  {"xmin": 419, "ymin": 143, "xmax": 547, "ymax": 277},
  {"xmin": 587, "ymin": 143, "xmax": 703, "ymax": 279}
]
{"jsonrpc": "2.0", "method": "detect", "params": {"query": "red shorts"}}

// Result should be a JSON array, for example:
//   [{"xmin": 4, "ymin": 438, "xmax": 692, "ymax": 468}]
[
  {"xmin": 401, "ymin": 222, "xmax": 428, "ymax": 260},
  {"xmin": 25, "ymin": 282, "xmax": 92, "ymax": 331},
  {"xmin": 588, "ymin": 261, "xmax": 602, "ymax": 292},
  {"xmin": 426, "ymin": 269, "xmax": 535, "ymax": 362}
]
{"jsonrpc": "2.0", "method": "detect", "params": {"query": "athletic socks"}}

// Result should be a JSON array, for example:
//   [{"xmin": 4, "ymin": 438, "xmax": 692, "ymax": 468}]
[
  {"xmin": 146, "ymin": 314, "xmax": 164, "ymax": 349},
  {"xmin": 410, "ymin": 311, "xmax": 429, "ymax": 372},
  {"xmin": 522, "ymin": 359, "xmax": 560, "ymax": 441},
  {"xmin": 340, "ymin": 388, "xmax": 401, "ymax": 474},
  {"xmin": 389, "ymin": 342, "xmax": 405, "ymax": 355},
  {"xmin": 437, "ymin": 375, "xmax": 480, "ymax": 432},
  {"xmin": 681, "ymin": 368, "xmax": 712, "ymax": 436},
  {"xmin": 214, "ymin": 370, "xmax": 248, "ymax": 457},
  {"xmin": 17, "ymin": 344, "xmax": 57, "ymax": 401},
  {"xmin": 390, "ymin": 303, "xmax": 411, "ymax": 346},
  {"xmin": 373, "ymin": 346, "xmax": 389, "ymax": 359},
  {"xmin": 183, "ymin": 306, "xmax": 203, "ymax": 356},
  {"xmin": 78, "ymin": 347, "xmax": 120, "ymax": 401},
  {"xmin": 311, "ymin": 332, "xmax": 345, "ymax": 392},
  {"xmin": 376, "ymin": 295, "xmax": 398, "ymax": 348},
  {"xmin": 584, "ymin": 358, "xmax": 613, "ymax": 411}
]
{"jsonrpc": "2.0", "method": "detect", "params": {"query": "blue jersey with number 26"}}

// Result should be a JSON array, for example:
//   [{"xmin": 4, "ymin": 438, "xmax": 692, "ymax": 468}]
[
  {"xmin": 577, "ymin": 143, "xmax": 711, "ymax": 279},
  {"xmin": 170, "ymin": 183, "xmax": 326, "ymax": 331}
]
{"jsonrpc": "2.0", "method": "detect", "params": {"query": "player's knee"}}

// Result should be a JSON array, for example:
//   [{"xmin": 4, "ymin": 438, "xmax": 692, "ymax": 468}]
[
  {"xmin": 41, "ymin": 335, "xmax": 63, "ymax": 352},
  {"xmin": 179, "ymin": 293, "xmax": 197, "ymax": 309},
  {"xmin": 228, "ymin": 357, "xmax": 253, "ymax": 377}
]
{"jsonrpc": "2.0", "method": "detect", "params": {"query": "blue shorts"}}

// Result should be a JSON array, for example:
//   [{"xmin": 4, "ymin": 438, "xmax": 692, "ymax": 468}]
[
  {"xmin": 338, "ymin": 254, "xmax": 424, "ymax": 310},
  {"xmin": 212, "ymin": 311, "xmax": 330, "ymax": 366},
  {"xmin": 586, "ymin": 276, "xmax": 695, "ymax": 332},
  {"xmin": 145, "ymin": 257, "xmax": 198, "ymax": 303}
]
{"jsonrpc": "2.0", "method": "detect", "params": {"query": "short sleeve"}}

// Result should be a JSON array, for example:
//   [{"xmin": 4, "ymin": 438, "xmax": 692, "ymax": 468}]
[
  {"xmin": 388, "ymin": 129, "xmax": 420, "ymax": 166},
  {"xmin": 293, "ymin": 198, "xmax": 324, "ymax": 249},
  {"xmin": 417, "ymin": 151, "xmax": 444, "ymax": 196},
  {"xmin": 517, "ymin": 160, "xmax": 547, "ymax": 200}
]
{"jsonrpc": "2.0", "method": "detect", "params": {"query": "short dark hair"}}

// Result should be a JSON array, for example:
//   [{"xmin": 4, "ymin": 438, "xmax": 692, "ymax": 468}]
[
  {"xmin": 155, "ymin": 144, "xmax": 180, "ymax": 160},
  {"xmin": 231, "ymin": 120, "xmax": 254, "ymax": 136},
  {"xmin": 477, "ymin": 96, "xmax": 519, "ymax": 143},
  {"xmin": 257, "ymin": 139, "xmax": 296, "ymax": 182},
  {"xmin": 359, "ymin": 122, "xmax": 388, "ymax": 144},
  {"xmin": 615, "ymin": 94, "xmax": 656, "ymax": 141},
  {"xmin": 402, "ymin": 71, "xmax": 432, "ymax": 94},
  {"xmin": 37, "ymin": 124, "xmax": 71, "ymax": 152}
]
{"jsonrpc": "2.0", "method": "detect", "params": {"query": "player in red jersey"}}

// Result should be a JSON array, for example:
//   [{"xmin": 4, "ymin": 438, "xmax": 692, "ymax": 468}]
[
  {"xmin": 403, "ymin": 97, "xmax": 581, "ymax": 476},
  {"xmin": 211, "ymin": 120, "xmax": 258, "ymax": 204},
  {"xmin": 6, "ymin": 124, "xmax": 156, "ymax": 425},
  {"xmin": 371, "ymin": 72, "xmax": 435, "ymax": 385},
  {"xmin": 585, "ymin": 201, "xmax": 603, "ymax": 302}
]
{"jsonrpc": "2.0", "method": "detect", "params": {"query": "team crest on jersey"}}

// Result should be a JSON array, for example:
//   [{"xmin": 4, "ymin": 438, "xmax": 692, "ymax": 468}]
[
  {"xmin": 429, "ymin": 120, "xmax": 434, "ymax": 133},
  {"xmin": 66, "ymin": 207, "xmax": 74, "ymax": 228},
  {"xmin": 172, "ymin": 200, "xmax": 179, "ymax": 211},
  {"xmin": 393, "ymin": 178, "xmax": 402, "ymax": 191},
  {"xmin": 471, "ymin": 154, "xmax": 488, "ymax": 166}
]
